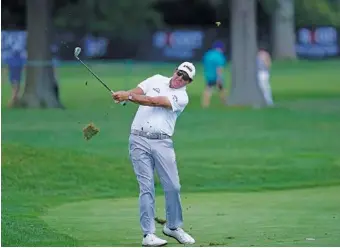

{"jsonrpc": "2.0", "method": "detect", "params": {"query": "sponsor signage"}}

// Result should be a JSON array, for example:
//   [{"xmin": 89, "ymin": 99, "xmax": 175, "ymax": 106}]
[
  {"xmin": 152, "ymin": 30, "xmax": 204, "ymax": 60},
  {"xmin": 296, "ymin": 26, "xmax": 339, "ymax": 58},
  {"xmin": 2, "ymin": 26, "xmax": 339, "ymax": 63}
]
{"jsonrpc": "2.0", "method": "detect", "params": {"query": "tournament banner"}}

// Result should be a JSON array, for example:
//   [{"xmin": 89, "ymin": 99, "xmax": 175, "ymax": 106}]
[
  {"xmin": 295, "ymin": 26, "xmax": 339, "ymax": 59},
  {"xmin": 135, "ymin": 28, "xmax": 226, "ymax": 62},
  {"xmin": 53, "ymin": 32, "xmax": 138, "ymax": 60},
  {"xmin": 1, "ymin": 30, "xmax": 83, "ymax": 63},
  {"xmin": 1, "ymin": 28, "xmax": 230, "ymax": 63},
  {"xmin": 4, "ymin": 27, "xmax": 339, "ymax": 63},
  {"xmin": 1, "ymin": 30, "xmax": 137, "ymax": 63},
  {"xmin": 1, "ymin": 30, "xmax": 27, "ymax": 62}
]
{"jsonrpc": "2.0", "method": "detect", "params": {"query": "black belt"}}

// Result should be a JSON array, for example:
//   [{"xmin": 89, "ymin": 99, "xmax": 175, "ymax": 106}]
[{"xmin": 131, "ymin": 129, "xmax": 171, "ymax": 140}]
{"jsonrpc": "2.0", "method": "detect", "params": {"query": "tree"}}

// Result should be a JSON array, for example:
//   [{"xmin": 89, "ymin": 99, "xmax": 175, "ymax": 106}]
[
  {"xmin": 271, "ymin": 0, "xmax": 296, "ymax": 59},
  {"xmin": 20, "ymin": 0, "xmax": 63, "ymax": 108},
  {"xmin": 227, "ymin": 0, "xmax": 267, "ymax": 107},
  {"xmin": 54, "ymin": 0, "xmax": 163, "ymax": 41},
  {"xmin": 295, "ymin": 0, "xmax": 340, "ymax": 27}
]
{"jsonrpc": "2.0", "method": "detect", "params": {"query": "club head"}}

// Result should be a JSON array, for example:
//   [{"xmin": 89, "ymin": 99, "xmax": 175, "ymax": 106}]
[{"xmin": 74, "ymin": 47, "xmax": 82, "ymax": 59}]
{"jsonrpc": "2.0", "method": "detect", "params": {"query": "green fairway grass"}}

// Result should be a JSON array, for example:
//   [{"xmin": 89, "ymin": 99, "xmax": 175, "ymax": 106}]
[
  {"xmin": 2, "ymin": 59, "xmax": 340, "ymax": 246},
  {"xmin": 43, "ymin": 186, "xmax": 340, "ymax": 247}
]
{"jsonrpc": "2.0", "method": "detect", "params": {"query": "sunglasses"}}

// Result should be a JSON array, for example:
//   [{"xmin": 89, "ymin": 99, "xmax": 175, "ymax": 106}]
[{"xmin": 176, "ymin": 70, "xmax": 192, "ymax": 81}]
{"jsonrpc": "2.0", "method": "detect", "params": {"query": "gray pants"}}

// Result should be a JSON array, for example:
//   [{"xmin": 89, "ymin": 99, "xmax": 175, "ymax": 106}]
[{"xmin": 128, "ymin": 134, "xmax": 183, "ymax": 235}]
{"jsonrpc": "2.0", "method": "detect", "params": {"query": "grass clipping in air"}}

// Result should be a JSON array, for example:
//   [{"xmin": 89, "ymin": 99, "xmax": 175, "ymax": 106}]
[{"xmin": 83, "ymin": 123, "xmax": 99, "ymax": 140}]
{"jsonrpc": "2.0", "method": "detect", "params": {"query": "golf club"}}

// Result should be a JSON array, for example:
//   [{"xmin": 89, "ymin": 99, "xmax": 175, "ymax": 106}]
[{"xmin": 74, "ymin": 47, "xmax": 126, "ymax": 106}]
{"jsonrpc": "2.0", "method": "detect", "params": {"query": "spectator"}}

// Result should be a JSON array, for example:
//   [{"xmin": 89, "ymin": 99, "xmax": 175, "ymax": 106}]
[
  {"xmin": 201, "ymin": 40, "xmax": 227, "ymax": 108},
  {"xmin": 6, "ymin": 49, "xmax": 25, "ymax": 107},
  {"xmin": 257, "ymin": 48, "xmax": 274, "ymax": 106}
]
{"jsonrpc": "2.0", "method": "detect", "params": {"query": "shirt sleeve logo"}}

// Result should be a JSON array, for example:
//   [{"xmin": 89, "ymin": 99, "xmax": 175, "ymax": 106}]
[{"xmin": 172, "ymin": 95, "xmax": 178, "ymax": 102}]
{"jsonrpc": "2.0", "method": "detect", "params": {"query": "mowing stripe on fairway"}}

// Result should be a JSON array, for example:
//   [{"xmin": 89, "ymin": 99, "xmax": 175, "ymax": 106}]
[{"xmin": 42, "ymin": 186, "xmax": 340, "ymax": 247}]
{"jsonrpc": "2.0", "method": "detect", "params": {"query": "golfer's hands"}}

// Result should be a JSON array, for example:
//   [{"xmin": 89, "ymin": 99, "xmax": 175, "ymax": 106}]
[{"xmin": 112, "ymin": 91, "xmax": 129, "ymax": 103}]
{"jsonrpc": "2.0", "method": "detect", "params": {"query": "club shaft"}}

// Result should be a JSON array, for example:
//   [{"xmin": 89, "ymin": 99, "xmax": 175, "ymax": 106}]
[
  {"xmin": 76, "ymin": 57, "xmax": 126, "ymax": 105},
  {"xmin": 77, "ymin": 58, "xmax": 111, "ymax": 92}
]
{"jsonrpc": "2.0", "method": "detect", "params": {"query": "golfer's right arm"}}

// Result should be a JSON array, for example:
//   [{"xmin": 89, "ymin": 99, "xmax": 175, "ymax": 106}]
[
  {"xmin": 124, "ymin": 74, "xmax": 163, "ymax": 96},
  {"xmin": 126, "ymin": 74, "xmax": 157, "ymax": 95}
]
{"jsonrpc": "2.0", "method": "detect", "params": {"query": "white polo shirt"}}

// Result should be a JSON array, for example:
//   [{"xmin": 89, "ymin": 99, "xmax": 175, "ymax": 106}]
[{"xmin": 130, "ymin": 74, "xmax": 189, "ymax": 137}]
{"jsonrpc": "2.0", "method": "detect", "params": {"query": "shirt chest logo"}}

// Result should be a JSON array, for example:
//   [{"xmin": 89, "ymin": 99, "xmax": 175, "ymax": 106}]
[{"xmin": 153, "ymin": 88, "xmax": 160, "ymax": 93}]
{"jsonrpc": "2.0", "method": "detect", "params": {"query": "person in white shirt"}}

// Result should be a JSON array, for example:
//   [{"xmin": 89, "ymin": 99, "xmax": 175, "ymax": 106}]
[
  {"xmin": 257, "ymin": 48, "xmax": 274, "ymax": 106},
  {"xmin": 112, "ymin": 62, "xmax": 196, "ymax": 247}
]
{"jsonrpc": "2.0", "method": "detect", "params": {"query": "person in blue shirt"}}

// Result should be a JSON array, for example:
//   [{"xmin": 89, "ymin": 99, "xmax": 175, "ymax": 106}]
[
  {"xmin": 202, "ymin": 40, "xmax": 227, "ymax": 108},
  {"xmin": 5, "ymin": 49, "xmax": 25, "ymax": 107}
]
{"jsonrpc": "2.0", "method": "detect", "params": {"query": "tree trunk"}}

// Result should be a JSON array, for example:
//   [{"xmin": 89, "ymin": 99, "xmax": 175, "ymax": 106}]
[
  {"xmin": 271, "ymin": 0, "xmax": 296, "ymax": 60},
  {"xmin": 20, "ymin": 0, "xmax": 63, "ymax": 108},
  {"xmin": 227, "ymin": 0, "xmax": 267, "ymax": 107}
]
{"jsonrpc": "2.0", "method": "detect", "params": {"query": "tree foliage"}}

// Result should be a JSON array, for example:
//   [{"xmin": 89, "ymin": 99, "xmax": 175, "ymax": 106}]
[
  {"xmin": 54, "ymin": 0, "xmax": 163, "ymax": 40},
  {"xmin": 294, "ymin": 0, "xmax": 340, "ymax": 27},
  {"xmin": 261, "ymin": 0, "xmax": 340, "ymax": 27}
]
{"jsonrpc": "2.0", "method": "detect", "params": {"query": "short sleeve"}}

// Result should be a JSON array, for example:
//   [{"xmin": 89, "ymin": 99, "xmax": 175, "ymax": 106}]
[
  {"xmin": 167, "ymin": 91, "xmax": 189, "ymax": 113},
  {"xmin": 137, "ymin": 74, "xmax": 160, "ymax": 94}
]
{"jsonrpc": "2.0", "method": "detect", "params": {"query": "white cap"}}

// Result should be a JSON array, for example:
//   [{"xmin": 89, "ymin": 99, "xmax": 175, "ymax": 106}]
[{"xmin": 177, "ymin": 62, "xmax": 196, "ymax": 80}]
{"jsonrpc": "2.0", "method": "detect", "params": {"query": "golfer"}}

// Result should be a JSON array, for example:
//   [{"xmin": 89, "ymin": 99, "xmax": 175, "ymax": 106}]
[{"xmin": 112, "ymin": 62, "xmax": 196, "ymax": 246}]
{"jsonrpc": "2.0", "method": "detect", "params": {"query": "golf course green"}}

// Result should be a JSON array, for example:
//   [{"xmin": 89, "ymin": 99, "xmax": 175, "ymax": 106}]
[{"xmin": 2, "ymin": 60, "xmax": 340, "ymax": 246}]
